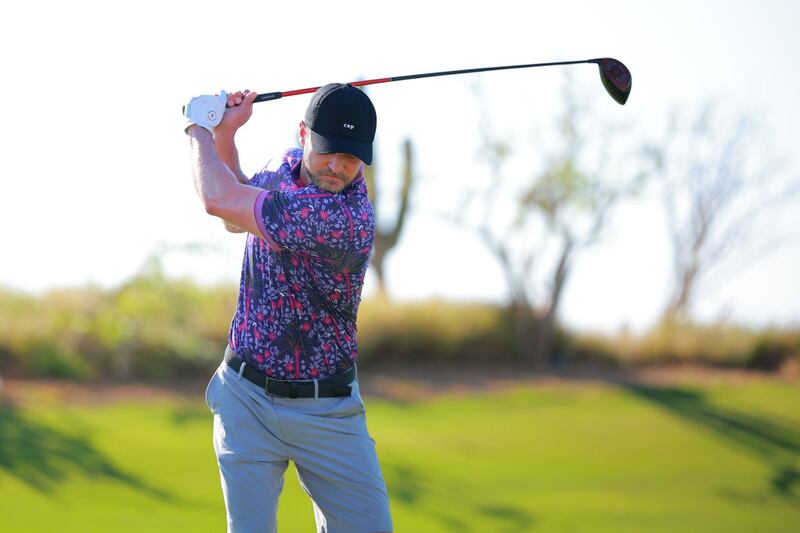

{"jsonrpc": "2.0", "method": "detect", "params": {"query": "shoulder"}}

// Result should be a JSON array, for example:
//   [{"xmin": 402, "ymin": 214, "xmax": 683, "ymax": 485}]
[{"xmin": 252, "ymin": 149, "xmax": 301, "ymax": 189}]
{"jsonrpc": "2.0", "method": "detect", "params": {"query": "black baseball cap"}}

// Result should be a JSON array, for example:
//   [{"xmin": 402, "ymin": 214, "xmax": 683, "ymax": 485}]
[{"xmin": 304, "ymin": 83, "xmax": 377, "ymax": 165}]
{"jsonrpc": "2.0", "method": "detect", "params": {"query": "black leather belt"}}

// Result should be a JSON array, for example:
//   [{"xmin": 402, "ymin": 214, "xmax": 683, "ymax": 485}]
[{"xmin": 224, "ymin": 346, "xmax": 353, "ymax": 398}]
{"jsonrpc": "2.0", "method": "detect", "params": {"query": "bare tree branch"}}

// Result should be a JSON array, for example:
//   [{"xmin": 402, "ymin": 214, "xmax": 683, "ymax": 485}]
[
  {"xmin": 444, "ymin": 77, "xmax": 641, "ymax": 365},
  {"xmin": 646, "ymin": 103, "xmax": 796, "ymax": 321}
]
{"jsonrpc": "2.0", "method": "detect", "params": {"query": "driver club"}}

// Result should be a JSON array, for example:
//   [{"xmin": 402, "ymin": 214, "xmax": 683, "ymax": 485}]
[{"xmin": 251, "ymin": 57, "xmax": 632, "ymax": 106}]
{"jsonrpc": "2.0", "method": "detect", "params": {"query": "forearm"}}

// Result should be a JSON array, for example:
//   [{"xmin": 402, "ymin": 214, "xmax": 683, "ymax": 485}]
[
  {"xmin": 189, "ymin": 127, "xmax": 241, "ymax": 211},
  {"xmin": 214, "ymin": 127, "xmax": 250, "ymax": 184},
  {"xmin": 187, "ymin": 126, "xmax": 264, "ymax": 237}
]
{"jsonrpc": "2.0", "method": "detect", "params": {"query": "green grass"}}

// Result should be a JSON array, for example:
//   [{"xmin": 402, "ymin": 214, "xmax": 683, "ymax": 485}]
[{"xmin": 1, "ymin": 378, "xmax": 798, "ymax": 532}]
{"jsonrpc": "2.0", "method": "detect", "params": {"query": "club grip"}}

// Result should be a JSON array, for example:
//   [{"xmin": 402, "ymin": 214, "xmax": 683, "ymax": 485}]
[{"xmin": 253, "ymin": 92, "xmax": 283, "ymax": 103}]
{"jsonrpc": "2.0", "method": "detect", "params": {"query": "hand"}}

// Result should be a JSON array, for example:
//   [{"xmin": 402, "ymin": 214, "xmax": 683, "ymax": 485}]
[
  {"xmin": 183, "ymin": 91, "xmax": 227, "ymax": 133},
  {"xmin": 217, "ymin": 90, "xmax": 259, "ymax": 136}
]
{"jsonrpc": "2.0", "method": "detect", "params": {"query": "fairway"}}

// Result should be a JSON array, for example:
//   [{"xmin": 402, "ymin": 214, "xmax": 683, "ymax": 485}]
[{"xmin": 1, "ymin": 375, "xmax": 798, "ymax": 532}]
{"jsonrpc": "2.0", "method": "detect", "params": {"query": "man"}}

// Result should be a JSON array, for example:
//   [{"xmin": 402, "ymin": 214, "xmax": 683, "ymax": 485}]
[{"xmin": 184, "ymin": 83, "xmax": 393, "ymax": 533}]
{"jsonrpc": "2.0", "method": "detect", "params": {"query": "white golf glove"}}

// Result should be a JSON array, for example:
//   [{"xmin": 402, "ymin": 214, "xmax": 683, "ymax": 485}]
[{"xmin": 183, "ymin": 91, "xmax": 227, "ymax": 133}]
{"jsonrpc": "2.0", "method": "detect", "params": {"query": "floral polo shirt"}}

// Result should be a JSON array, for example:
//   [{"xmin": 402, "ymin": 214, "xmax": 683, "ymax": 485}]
[{"xmin": 228, "ymin": 148, "xmax": 374, "ymax": 380}]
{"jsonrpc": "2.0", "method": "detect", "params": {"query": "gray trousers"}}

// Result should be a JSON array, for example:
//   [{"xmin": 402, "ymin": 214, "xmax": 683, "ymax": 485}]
[{"xmin": 205, "ymin": 362, "xmax": 393, "ymax": 533}]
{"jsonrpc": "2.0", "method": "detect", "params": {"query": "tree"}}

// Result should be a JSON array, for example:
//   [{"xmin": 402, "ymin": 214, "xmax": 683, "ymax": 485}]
[
  {"xmin": 457, "ymin": 79, "xmax": 642, "ymax": 366},
  {"xmin": 363, "ymin": 138, "xmax": 416, "ymax": 296},
  {"xmin": 643, "ymin": 104, "xmax": 797, "ymax": 322}
]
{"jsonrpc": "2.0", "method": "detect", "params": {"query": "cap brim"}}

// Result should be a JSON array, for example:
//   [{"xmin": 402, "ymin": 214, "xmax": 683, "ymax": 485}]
[{"xmin": 309, "ymin": 129, "xmax": 373, "ymax": 165}]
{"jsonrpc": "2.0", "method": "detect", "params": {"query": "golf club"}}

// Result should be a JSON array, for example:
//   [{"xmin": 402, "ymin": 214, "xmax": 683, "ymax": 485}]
[{"xmin": 251, "ymin": 57, "xmax": 632, "ymax": 106}]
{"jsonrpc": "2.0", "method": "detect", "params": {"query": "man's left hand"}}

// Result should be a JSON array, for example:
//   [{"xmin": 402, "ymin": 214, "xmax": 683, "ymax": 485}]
[{"xmin": 184, "ymin": 91, "xmax": 228, "ymax": 133}]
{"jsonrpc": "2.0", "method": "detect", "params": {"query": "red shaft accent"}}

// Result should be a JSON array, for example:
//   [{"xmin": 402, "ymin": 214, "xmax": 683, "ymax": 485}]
[
  {"xmin": 280, "ymin": 77, "xmax": 394, "ymax": 98},
  {"xmin": 351, "ymin": 78, "xmax": 393, "ymax": 87},
  {"xmin": 281, "ymin": 87, "xmax": 322, "ymax": 97}
]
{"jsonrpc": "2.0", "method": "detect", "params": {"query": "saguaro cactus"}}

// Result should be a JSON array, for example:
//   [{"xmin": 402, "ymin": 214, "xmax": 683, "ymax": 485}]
[{"xmin": 363, "ymin": 138, "xmax": 415, "ymax": 296}]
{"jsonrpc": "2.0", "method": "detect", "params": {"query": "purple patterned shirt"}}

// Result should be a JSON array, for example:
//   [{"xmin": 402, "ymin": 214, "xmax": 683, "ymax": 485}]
[{"xmin": 228, "ymin": 148, "xmax": 374, "ymax": 380}]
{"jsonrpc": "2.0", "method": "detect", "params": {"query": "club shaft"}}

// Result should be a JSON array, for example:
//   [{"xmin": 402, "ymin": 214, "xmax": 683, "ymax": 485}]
[{"xmin": 253, "ymin": 59, "xmax": 596, "ymax": 103}]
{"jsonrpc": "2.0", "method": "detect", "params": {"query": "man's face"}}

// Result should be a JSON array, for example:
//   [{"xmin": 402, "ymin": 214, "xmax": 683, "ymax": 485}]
[{"xmin": 299, "ymin": 122, "xmax": 363, "ymax": 193}]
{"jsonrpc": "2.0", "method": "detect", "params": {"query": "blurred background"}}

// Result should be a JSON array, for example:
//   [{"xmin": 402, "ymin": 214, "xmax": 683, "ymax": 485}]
[{"xmin": 0, "ymin": 1, "xmax": 798, "ymax": 531}]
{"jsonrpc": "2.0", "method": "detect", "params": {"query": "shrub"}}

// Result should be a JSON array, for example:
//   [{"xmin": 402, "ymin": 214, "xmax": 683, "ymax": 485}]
[
  {"xmin": 2, "ymin": 278, "xmax": 798, "ymax": 380},
  {"xmin": 747, "ymin": 330, "xmax": 800, "ymax": 371},
  {"xmin": 357, "ymin": 297, "xmax": 515, "ymax": 364},
  {"xmin": 20, "ymin": 338, "xmax": 91, "ymax": 380}
]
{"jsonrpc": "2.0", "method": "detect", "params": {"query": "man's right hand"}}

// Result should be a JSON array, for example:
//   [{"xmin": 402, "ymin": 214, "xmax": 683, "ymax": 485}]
[
  {"xmin": 213, "ymin": 90, "xmax": 259, "ymax": 186},
  {"xmin": 217, "ymin": 90, "xmax": 259, "ymax": 137}
]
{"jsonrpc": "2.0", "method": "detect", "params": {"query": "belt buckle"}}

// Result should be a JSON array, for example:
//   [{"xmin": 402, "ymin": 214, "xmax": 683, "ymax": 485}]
[{"xmin": 265, "ymin": 379, "xmax": 281, "ymax": 398}]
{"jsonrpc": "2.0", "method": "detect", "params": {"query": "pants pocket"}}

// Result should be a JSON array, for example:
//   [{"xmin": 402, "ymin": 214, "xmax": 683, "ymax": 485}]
[{"xmin": 204, "ymin": 368, "xmax": 221, "ymax": 412}]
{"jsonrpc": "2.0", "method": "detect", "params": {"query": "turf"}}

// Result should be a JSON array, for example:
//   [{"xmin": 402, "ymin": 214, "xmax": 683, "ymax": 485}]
[{"xmin": 0, "ymin": 378, "xmax": 798, "ymax": 532}]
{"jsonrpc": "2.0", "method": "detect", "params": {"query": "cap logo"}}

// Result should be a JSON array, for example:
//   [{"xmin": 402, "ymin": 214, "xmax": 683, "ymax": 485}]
[{"xmin": 343, "ymin": 123, "xmax": 355, "ymax": 130}]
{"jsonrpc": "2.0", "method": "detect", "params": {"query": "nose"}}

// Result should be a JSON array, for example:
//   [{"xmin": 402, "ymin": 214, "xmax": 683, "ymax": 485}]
[{"xmin": 329, "ymin": 153, "xmax": 345, "ymax": 173}]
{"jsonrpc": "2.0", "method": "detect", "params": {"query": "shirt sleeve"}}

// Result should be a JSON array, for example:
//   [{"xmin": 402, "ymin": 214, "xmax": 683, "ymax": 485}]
[{"xmin": 254, "ymin": 186, "xmax": 375, "ymax": 259}]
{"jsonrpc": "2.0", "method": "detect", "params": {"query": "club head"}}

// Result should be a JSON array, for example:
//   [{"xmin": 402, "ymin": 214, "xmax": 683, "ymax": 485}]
[{"xmin": 591, "ymin": 58, "xmax": 632, "ymax": 105}]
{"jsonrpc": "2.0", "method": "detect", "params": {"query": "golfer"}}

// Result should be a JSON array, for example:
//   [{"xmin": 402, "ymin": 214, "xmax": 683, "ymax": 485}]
[{"xmin": 184, "ymin": 84, "xmax": 393, "ymax": 533}]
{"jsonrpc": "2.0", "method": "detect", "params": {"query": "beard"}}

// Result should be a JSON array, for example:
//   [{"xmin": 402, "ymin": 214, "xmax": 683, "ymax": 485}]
[{"xmin": 303, "ymin": 163, "xmax": 353, "ymax": 193}]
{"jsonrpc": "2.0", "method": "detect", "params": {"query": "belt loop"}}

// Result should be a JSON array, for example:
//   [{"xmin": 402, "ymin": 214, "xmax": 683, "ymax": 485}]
[
  {"xmin": 238, "ymin": 361, "xmax": 246, "ymax": 378},
  {"xmin": 313, "ymin": 379, "xmax": 319, "ymax": 399}
]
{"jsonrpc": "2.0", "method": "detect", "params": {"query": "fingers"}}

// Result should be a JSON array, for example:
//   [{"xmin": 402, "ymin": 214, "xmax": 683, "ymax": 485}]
[
  {"xmin": 244, "ymin": 90, "xmax": 258, "ymax": 104},
  {"xmin": 226, "ymin": 91, "xmax": 240, "ymax": 108},
  {"xmin": 224, "ymin": 90, "xmax": 257, "ymax": 108}
]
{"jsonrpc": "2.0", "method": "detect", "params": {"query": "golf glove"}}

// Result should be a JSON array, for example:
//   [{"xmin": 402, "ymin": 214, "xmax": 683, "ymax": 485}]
[{"xmin": 183, "ymin": 91, "xmax": 227, "ymax": 133}]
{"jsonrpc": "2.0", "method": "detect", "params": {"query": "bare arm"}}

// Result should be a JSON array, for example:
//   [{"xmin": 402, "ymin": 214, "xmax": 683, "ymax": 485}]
[
  {"xmin": 215, "ymin": 91, "xmax": 259, "ymax": 232},
  {"xmin": 216, "ymin": 127, "xmax": 248, "ymax": 233},
  {"xmin": 215, "ymin": 127, "xmax": 250, "ymax": 185},
  {"xmin": 188, "ymin": 126, "xmax": 264, "ymax": 237},
  {"xmin": 216, "ymin": 90, "xmax": 258, "ymax": 182}
]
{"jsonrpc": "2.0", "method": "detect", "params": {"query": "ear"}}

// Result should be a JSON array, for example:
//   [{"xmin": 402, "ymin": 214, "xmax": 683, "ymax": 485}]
[{"xmin": 298, "ymin": 121, "xmax": 308, "ymax": 147}]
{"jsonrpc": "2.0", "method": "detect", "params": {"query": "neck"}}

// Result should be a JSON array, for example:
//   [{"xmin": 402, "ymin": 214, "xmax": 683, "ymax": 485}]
[{"xmin": 298, "ymin": 163, "xmax": 311, "ymax": 186}]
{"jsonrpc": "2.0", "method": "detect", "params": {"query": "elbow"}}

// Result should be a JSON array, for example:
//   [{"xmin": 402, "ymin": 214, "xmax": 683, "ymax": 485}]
[
  {"xmin": 203, "ymin": 195, "xmax": 224, "ymax": 217},
  {"xmin": 199, "ymin": 180, "xmax": 239, "ymax": 218},
  {"xmin": 224, "ymin": 220, "xmax": 246, "ymax": 233}
]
